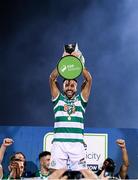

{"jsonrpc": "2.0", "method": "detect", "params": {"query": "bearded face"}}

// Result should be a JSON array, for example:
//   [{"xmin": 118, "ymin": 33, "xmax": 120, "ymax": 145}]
[{"xmin": 63, "ymin": 80, "xmax": 77, "ymax": 99}]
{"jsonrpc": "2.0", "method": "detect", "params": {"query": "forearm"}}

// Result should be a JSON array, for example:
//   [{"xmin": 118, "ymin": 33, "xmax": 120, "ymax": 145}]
[
  {"xmin": 81, "ymin": 67, "xmax": 92, "ymax": 101},
  {"xmin": 0, "ymin": 166, "xmax": 3, "ymax": 179},
  {"xmin": 49, "ymin": 68, "xmax": 59, "ymax": 81},
  {"xmin": 119, "ymin": 147, "xmax": 129, "ymax": 179},
  {"xmin": 49, "ymin": 68, "xmax": 60, "ymax": 98},
  {"xmin": 9, "ymin": 170, "xmax": 16, "ymax": 179},
  {"xmin": 0, "ymin": 145, "xmax": 6, "ymax": 163},
  {"xmin": 82, "ymin": 67, "xmax": 92, "ymax": 82},
  {"xmin": 121, "ymin": 147, "xmax": 129, "ymax": 167}
]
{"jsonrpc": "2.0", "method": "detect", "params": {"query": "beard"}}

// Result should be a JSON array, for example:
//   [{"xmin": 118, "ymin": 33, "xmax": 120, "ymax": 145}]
[{"xmin": 64, "ymin": 90, "xmax": 76, "ymax": 99}]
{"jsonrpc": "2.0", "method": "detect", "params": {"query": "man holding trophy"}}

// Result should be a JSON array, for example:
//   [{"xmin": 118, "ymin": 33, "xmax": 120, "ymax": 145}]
[{"xmin": 49, "ymin": 43, "xmax": 92, "ymax": 174}]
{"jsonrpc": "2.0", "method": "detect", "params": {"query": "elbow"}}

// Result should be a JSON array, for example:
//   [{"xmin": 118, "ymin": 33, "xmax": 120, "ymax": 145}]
[
  {"xmin": 49, "ymin": 74, "xmax": 56, "ymax": 82},
  {"xmin": 49, "ymin": 74, "xmax": 53, "ymax": 81},
  {"xmin": 87, "ymin": 69, "xmax": 92, "ymax": 81},
  {"xmin": 89, "ymin": 74, "xmax": 92, "ymax": 82},
  {"xmin": 123, "ymin": 160, "xmax": 129, "ymax": 168},
  {"xmin": 125, "ymin": 162, "xmax": 129, "ymax": 168}
]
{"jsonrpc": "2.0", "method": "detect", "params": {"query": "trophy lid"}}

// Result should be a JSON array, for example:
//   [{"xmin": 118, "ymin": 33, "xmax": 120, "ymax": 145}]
[{"xmin": 64, "ymin": 43, "xmax": 78, "ymax": 54}]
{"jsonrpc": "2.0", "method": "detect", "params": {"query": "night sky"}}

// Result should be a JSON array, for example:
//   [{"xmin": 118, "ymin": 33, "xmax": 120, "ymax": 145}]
[{"xmin": 0, "ymin": 0, "xmax": 138, "ymax": 128}]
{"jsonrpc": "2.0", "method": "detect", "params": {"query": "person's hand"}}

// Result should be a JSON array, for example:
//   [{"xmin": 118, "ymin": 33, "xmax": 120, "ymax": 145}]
[
  {"xmin": 10, "ymin": 161, "xmax": 20, "ymax": 179},
  {"xmin": 116, "ymin": 139, "xmax": 126, "ymax": 149},
  {"xmin": 62, "ymin": 52, "xmax": 70, "ymax": 57},
  {"xmin": 63, "ymin": 51, "xmax": 81, "ymax": 57},
  {"xmin": 71, "ymin": 51, "xmax": 81, "ymax": 57},
  {"xmin": 2, "ymin": 138, "xmax": 14, "ymax": 147}
]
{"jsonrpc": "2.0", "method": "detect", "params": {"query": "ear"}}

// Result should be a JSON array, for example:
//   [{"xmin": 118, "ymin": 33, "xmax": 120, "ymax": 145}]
[{"xmin": 63, "ymin": 82, "xmax": 65, "ymax": 91}]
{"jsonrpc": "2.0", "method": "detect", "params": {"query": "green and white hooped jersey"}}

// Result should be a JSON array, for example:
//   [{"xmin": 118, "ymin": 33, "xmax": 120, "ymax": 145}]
[{"xmin": 52, "ymin": 93, "xmax": 87, "ymax": 143}]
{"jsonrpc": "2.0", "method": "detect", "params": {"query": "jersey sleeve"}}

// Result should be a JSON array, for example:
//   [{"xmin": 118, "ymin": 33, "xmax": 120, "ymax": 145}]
[
  {"xmin": 52, "ymin": 93, "xmax": 61, "ymax": 106},
  {"xmin": 80, "ymin": 93, "xmax": 88, "ymax": 109}
]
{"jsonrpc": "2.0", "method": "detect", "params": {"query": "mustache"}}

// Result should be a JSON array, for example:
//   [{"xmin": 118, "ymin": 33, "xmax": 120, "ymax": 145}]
[{"xmin": 66, "ymin": 90, "xmax": 73, "ymax": 92}]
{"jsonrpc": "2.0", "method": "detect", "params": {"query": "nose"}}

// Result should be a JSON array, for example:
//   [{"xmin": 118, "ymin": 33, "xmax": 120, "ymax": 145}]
[{"xmin": 68, "ymin": 85, "xmax": 72, "ymax": 90}]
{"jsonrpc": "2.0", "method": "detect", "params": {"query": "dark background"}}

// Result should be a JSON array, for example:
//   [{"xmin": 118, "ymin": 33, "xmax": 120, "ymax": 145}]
[{"xmin": 0, "ymin": 0, "xmax": 138, "ymax": 128}]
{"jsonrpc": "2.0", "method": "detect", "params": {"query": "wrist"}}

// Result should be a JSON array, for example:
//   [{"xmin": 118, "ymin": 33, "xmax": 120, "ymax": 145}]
[
  {"xmin": 121, "ymin": 147, "xmax": 127, "ymax": 151},
  {"xmin": 1, "ymin": 144, "xmax": 7, "ymax": 149}
]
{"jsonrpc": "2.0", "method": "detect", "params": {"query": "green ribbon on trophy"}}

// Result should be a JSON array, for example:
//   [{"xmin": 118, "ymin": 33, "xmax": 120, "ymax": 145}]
[{"xmin": 57, "ymin": 43, "xmax": 85, "ymax": 79}]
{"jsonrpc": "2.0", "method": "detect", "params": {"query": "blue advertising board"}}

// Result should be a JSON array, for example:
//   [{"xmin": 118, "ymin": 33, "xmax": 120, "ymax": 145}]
[{"xmin": 0, "ymin": 126, "xmax": 137, "ymax": 178}]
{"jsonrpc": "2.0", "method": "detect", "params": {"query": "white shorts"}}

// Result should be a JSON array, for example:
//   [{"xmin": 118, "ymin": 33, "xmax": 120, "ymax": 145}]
[{"xmin": 49, "ymin": 142, "xmax": 87, "ymax": 170}]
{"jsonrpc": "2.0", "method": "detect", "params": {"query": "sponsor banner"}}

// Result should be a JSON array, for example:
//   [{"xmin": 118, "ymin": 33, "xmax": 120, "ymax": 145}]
[{"xmin": 43, "ymin": 132, "xmax": 108, "ymax": 170}]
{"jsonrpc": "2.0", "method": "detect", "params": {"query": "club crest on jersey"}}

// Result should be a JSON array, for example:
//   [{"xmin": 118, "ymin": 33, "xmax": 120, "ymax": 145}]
[
  {"xmin": 64, "ymin": 104, "xmax": 76, "ymax": 114},
  {"xmin": 51, "ymin": 160, "xmax": 56, "ymax": 167}
]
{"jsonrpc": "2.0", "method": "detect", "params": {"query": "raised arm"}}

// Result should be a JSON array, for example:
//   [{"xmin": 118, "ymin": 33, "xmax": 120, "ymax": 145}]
[
  {"xmin": 49, "ymin": 68, "xmax": 60, "ymax": 99},
  {"xmin": 81, "ymin": 67, "xmax": 92, "ymax": 102},
  {"xmin": 116, "ymin": 139, "xmax": 129, "ymax": 179},
  {"xmin": 0, "ymin": 166, "xmax": 2, "ymax": 179},
  {"xmin": 0, "ymin": 138, "xmax": 14, "ymax": 179},
  {"xmin": 0, "ymin": 138, "xmax": 14, "ymax": 163}
]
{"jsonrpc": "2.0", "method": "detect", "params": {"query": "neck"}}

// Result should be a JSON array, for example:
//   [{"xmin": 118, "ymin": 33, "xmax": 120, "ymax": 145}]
[{"xmin": 65, "ymin": 94, "xmax": 75, "ymax": 100}]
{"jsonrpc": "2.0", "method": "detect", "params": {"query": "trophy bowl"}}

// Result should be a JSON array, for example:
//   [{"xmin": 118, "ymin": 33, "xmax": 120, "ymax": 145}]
[{"xmin": 57, "ymin": 55, "xmax": 83, "ymax": 80}]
